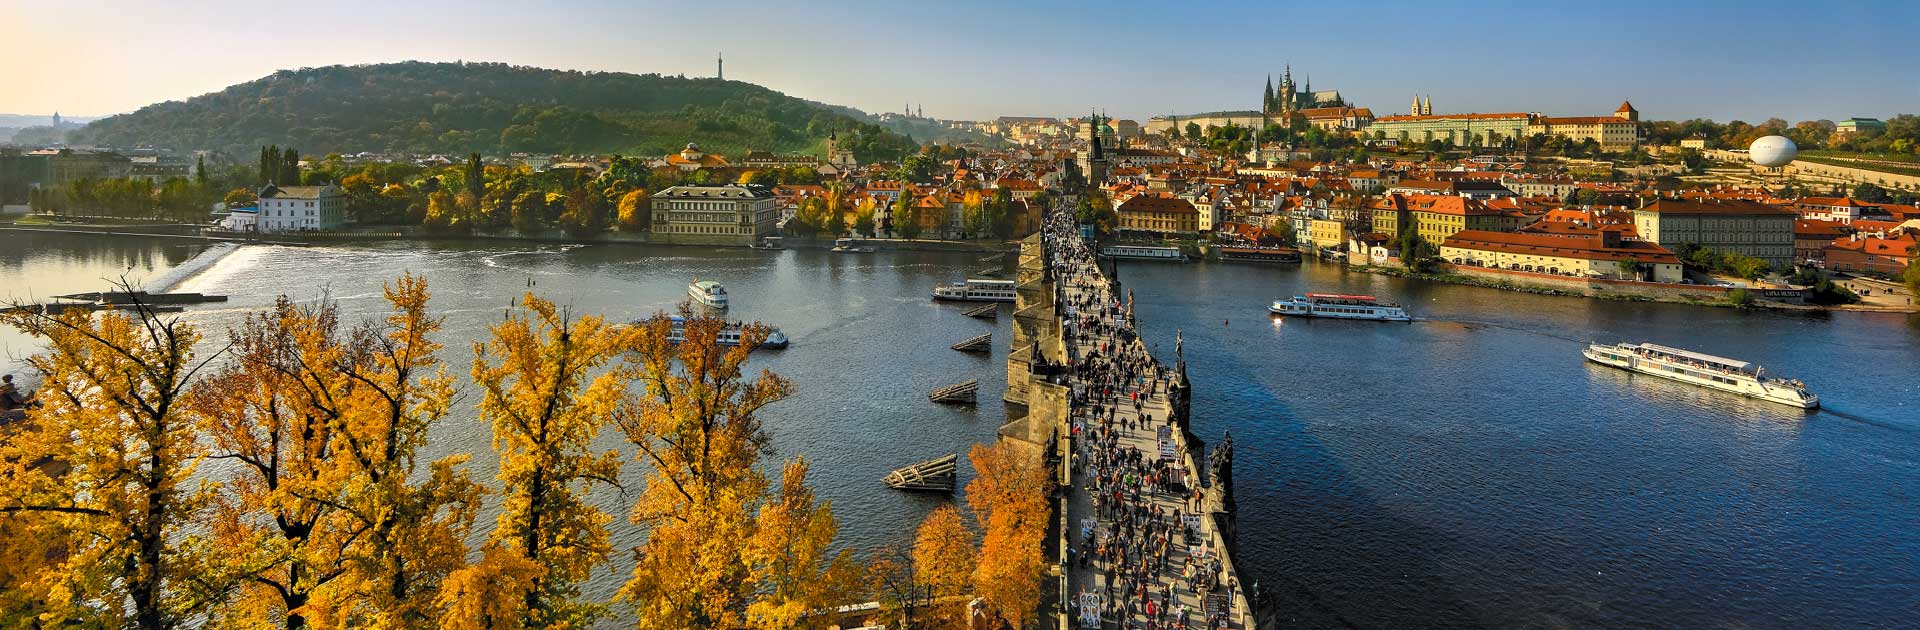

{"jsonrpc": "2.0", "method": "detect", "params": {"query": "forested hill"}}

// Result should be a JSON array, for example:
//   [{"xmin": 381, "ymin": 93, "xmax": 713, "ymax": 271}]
[{"xmin": 70, "ymin": 61, "xmax": 918, "ymax": 161}]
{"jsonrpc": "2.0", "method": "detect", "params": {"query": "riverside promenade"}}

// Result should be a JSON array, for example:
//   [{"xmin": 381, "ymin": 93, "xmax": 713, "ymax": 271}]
[{"xmin": 997, "ymin": 208, "xmax": 1253, "ymax": 629}]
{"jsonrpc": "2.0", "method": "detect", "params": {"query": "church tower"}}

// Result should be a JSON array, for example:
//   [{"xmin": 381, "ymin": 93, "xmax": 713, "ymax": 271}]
[
  {"xmin": 1086, "ymin": 109, "xmax": 1109, "ymax": 186},
  {"xmin": 1411, "ymin": 95, "xmax": 1421, "ymax": 116},
  {"xmin": 1421, "ymin": 95, "xmax": 1432, "ymax": 115},
  {"xmin": 1263, "ymin": 75, "xmax": 1275, "ymax": 114}
]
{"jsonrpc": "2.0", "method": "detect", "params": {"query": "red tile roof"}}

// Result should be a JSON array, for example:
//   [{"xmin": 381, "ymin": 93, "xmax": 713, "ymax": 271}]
[
  {"xmin": 1639, "ymin": 198, "xmax": 1794, "ymax": 216},
  {"xmin": 1442, "ymin": 229, "xmax": 1679, "ymax": 264}
]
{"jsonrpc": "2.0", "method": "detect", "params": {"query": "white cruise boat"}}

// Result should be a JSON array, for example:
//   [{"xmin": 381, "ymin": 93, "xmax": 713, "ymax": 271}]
[
  {"xmin": 932, "ymin": 278, "xmax": 1017, "ymax": 302},
  {"xmin": 1268, "ymin": 293, "xmax": 1412, "ymax": 322},
  {"xmin": 688, "ymin": 279, "xmax": 729, "ymax": 309},
  {"xmin": 1100, "ymin": 245, "xmax": 1186, "ymax": 261},
  {"xmin": 663, "ymin": 316, "xmax": 788, "ymax": 349},
  {"xmin": 1583, "ymin": 342, "xmax": 1817, "ymax": 409}
]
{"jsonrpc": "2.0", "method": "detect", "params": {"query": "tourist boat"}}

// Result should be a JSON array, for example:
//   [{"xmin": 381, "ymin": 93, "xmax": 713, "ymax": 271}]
[
  {"xmin": 749, "ymin": 237, "xmax": 785, "ymax": 250},
  {"xmin": 1582, "ymin": 342, "xmax": 1818, "ymax": 409},
  {"xmin": 687, "ymin": 279, "xmax": 729, "ymax": 309},
  {"xmin": 931, "ymin": 278, "xmax": 1017, "ymax": 302},
  {"xmin": 1100, "ymin": 245, "xmax": 1186, "ymax": 261},
  {"xmin": 657, "ymin": 315, "xmax": 789, "ymax": 349},
  {"xmin": 1216, "ymin": 246, "xmax": 1302, "ymax": 263},
  {"xmin": 1267, "ymin": 293, "xmax": 1412, "ymax": 322},
  {"xmin": 832, "ymin": 238, "xmax": 876, "ymax": 253}
]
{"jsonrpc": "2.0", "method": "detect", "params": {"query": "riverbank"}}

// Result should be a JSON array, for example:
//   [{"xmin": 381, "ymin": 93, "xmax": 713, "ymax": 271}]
[{"xmin": 1349, "ymin": 262, "xmax": 1920, "ymax": 314}]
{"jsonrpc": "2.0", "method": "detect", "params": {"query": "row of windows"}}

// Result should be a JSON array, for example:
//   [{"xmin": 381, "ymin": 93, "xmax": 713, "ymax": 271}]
[{"xmin": 669, "ymin": 225, "xmax": 750, "ymax": 235}]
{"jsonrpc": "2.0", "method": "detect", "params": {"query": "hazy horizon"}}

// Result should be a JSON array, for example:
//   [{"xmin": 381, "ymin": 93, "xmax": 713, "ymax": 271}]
[{"xmin": 5, "ymin": 0, "xmax": 1917, "ymax": 125}]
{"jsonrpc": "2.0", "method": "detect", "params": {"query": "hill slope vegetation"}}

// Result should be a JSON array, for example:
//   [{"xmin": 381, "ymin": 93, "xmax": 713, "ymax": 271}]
[{"xmin": 73, "ymin": 61, "xmax": 916, "ymax": 161}]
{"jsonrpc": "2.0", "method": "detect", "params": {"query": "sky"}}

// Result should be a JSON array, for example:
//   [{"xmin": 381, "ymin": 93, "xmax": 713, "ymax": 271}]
[{"xmin": 3, "ymin": 0, "xmax": 1917, "ymax": 125}]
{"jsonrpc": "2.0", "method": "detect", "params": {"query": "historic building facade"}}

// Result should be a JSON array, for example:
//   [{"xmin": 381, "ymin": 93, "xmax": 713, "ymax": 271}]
[{"xmin": 650, "ymin": 184, "xmax": 779, "ymax": 245}]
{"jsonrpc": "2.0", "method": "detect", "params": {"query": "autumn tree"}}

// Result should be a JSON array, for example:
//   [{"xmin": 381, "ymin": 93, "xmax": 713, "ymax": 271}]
[
  {"xmin": 744, "ymin": 458, "xmax": 859, "ymax": 629},
  {"xmin": 452, "ymin": 293, "xmax": 628, "ymax": 628},
  {"xmin": 424, "ymin": 190, "xmax": 462, "ymax": 233},
  {"xmin": 962, "ymin": 189, "xmax": 991, "ymax": 239},
  {"xmin": 314, "ymin": 274, "xmax": 483, "ymax": 627},
  {"xmin": 853, "ymin": 197, "xmax": 877, "ymax": 237},
  {"xmin": 617, "ymin": 189, "xmax": 650, "ymax": 232},
  {"xmin": 614, "ymin": 315, "xmax": 809, "ymax": 629},
  {"xmin": 964, "ymin": 441, "xmax": 1049, "ymax": 628},
  {"xmin": 0, "ymin": 294, "xmax": 227, "ymax": 630},
  {"xmin": 193, "ymin": 297, "xmax": 366, "ymax": 630},
  {"xmin": 913, "ymin": 505, "xmax": 977, "ymax": 627}
]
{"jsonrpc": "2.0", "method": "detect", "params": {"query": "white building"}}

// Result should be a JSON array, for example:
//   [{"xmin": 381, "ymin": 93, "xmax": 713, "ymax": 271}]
[{"xmin": 257, "ymin": 183, "xmax": 346, "ymax": 232}]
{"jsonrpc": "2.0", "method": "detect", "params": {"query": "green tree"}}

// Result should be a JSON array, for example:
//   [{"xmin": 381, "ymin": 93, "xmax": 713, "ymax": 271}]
[
  {"xmin": 1904, "ymin": 253, "xmax": 1920, "ymax": 295},
  {"xmin": 1619, "ymin": 257, "xmax": 1645, "ymax": 280},
  {"xmin": 466, "ymin": 153, "xmax": 485, "ymax": 201},
  {"xmin": 559, "ymin": 187, "xmax": 608, "ymax": 238},
  {"xmin": 1853, "ymin": 182, "xmax": 1892, "ymax": 203},
  {"xmin": 893, "ymin": 192, "xmax": 922, "ymax": 239}
]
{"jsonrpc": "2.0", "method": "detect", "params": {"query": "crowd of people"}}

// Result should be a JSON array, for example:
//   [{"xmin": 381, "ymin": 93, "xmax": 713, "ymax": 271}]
[{"xmin": 1044, "ymin": 211, "xmax": 1240, "ymax": 630}]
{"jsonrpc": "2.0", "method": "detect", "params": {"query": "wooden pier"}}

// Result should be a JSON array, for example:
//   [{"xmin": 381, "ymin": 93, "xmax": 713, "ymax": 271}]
[
  {"xmin": 962, "ymin": 304, "xmax": 998, "ymax": 319},
  {"xmin": 950, "ymin": 333, "xmax": 992, "ymax": 353},
  {"xmin": 928, "ymin": 380, "xmax": 979, "ymax": 404},
  {"xmin": 883, "ymin": 454, "xmax": 958, "ymax": 491}
]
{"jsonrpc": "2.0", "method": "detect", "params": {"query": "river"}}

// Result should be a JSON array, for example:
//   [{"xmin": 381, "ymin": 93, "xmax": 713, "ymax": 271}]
[{"xmin": 3, "ymin": 233, "xmax": 1916, "ymax": 628}]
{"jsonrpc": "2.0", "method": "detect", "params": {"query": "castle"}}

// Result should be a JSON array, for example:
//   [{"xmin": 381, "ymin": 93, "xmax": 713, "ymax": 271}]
[{"xmin": 1262, "ymin": 64, "xmax": 1344, "ymax": 117}]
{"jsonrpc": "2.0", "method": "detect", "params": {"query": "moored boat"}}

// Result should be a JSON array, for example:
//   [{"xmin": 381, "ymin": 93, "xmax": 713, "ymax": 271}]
[
  {"xmin": 832, "ymin": 238, "xmax": 876, "ymax": 253},
  {"xmin": 1217, "ymin": 246, "xmax": 1302, "ymax": 263},
  {"xmin": 1583, "ymin": 342, "xmax": 1817, "ymax": 409},
  {"xmin": 1101, "ymin": 245, "xmax": 1186, "ymax": 261},
  {"xmin": 931, "ymin": 278, "xmax": 1017, "ymax": 302},
  {"xmin": 688, "ymin": 279, "xmax": 729, "ymax": 309},
  {"xmin": 646, "ymin": 316, "xmax": 789, "ymax": 349},
  {"xmin": 1268, "ymin": 293, "xmax": 1411, "ymax": 322}
]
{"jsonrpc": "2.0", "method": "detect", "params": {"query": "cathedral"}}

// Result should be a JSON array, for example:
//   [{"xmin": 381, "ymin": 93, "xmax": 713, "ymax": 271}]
[{"xmin": 1262, "ymin": 64, "xmax": 1344, "ymax": 116}]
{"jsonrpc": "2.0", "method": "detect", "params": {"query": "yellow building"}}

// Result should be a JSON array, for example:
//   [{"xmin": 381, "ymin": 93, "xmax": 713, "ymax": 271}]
[
  {"xmin": 1527, "ymin": 102, "xmax": 1640, "ymax": 151},
  {"xmin": 1370, "ymin": 194, "xmax": 1410, "ymax": 235},
  {"xmin": 1308, "ymin": 218, "xmax": 1349, "ymax": 251},
  {"xmin": 1405, "ymin": 195, "xmax": 1522, "ymax": 243},
  {"xmin": 1631, "ymin": 198, "xmax": 1797, "ymax": 268},
  {"xmin": 1439, "ymin": 229, "xmax": 1684, "ymax": 282},
  {"xmin": 1117, "ymin": 194, "xmax": 1199, "ymax": 235}
]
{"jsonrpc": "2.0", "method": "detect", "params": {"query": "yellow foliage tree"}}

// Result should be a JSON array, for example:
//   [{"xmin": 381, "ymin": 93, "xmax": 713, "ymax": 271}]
[
  {"xmin": 744, "ymin": 458, "xmax": 860, "ymax": 630},
  {"xmin": 911, "ymin": 505, "xmax": 977, "ymax": 628},
  {"xmin": 913, "ymin": 505, "xmax": 976, "ymax": 598},
  {"xmin": 0, "ymin": 298, "xmax": 225, "ymax": 630},
  {"xmin": 614, "ymin": 315, "xmax": 798, "ymax": 629},
  {"xmin": 193, "ymin": 296, "xmax": 367, "ymax": 630},
  {"xmin": 964, "ymin": 441, "xmax": 1049, "ymax": 627},
  {"xmin": 310, "ymin": 274, "xmax": 483, "ymax": 628},
  {"xmin": 459, "ymin": 292, "xmax": 627, "ymax": 628},
  {"xmin": 617, "ymin": 189, "xmax": 650, "ymax": 232}
]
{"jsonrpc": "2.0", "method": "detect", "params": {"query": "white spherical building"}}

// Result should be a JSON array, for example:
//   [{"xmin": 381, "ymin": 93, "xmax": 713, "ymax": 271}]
[{"xmin": 1749, "ymin": 135, "xmax": 1797, "ymax": 168}]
